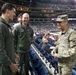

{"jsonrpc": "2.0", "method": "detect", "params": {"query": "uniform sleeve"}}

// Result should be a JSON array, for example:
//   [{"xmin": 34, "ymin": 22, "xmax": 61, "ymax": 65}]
[
  {"xmin": 53, "ymin": 45, "xmax": 58, "ymax": 52},
  {"xmin": 0, "ymin": 26, "xmax": 12, "ymax": 66},
  {"xmin": 12, "ymin": 26, "xmax": 18, "ymax": 52},
  {"xmin": 68, "ymin": 31, "xmax": 76, "ymax": 56}
]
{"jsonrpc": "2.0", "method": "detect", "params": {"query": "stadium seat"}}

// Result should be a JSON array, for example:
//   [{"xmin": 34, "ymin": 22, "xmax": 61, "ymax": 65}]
[{"xmin": 38, "ymin": 65, "xmax": 49, "ymax": 75}]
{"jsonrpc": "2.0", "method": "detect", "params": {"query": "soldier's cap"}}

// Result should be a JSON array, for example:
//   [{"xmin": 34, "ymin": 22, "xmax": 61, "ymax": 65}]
[{"xmin": 56, "ymin": 14, "xmax": 68, "ymax": 22}]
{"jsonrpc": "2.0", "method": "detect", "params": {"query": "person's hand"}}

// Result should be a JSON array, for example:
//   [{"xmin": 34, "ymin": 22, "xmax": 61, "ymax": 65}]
[
  {"xmin": 15, "ymin": 53, "xmax": 20, "ymax": 62},
  {"xmin": 51, "ymin": 50, "xmax": 55, "ymax": 56},
  {"xmin": 51, "ymin": 50, "xmax": 58, "ymax": 58},
  {"xmin": 53, "ymin": 53, "xmax": 58, "ymax": 58},
  {"xmin": 9, "ymin": 63, "xmax": 18, "ymax": 73},
  {"xmin": 42, "ymin": 37, "xmax": 48, "ymax": 43}
]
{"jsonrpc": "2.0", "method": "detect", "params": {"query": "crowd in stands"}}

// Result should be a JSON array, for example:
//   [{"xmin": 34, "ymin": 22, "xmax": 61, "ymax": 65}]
[
  {"xmin": 33, "ymin": 30, "xmax": 58, "ymax": 53},
  {"xmin": 1, "ymin": 1, "xmax": 75, "ymax": 10},
  {"xmin": 34, "ymin": 3, "xmax": 75, "ymax": 10},
  {"xmin": 69, "ymin": 23, "xmax": 76, "ymax": 30},
  {"xmin": 29, "ymin": 21, "xmax": 76, "ymax": 32},
  {"xmin": 10, "ymin": 21, "xmax": 76, "ymax": 33},
  {"xmin": 29, "ymin": 22, "xmax": 59, "ymax": 31}
]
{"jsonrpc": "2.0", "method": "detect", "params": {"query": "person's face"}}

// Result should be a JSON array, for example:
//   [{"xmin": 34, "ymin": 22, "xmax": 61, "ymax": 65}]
[
  {"xmin": 46, "ymin": 35, "xmax": 49, "ymax": 40},
  {"xmin": 22, "ymin": 14, "xmax": 29, "ymax": 25},
  {"xmin": 8, "ymin": 8, "xmax": 16, "ymax": 21},
  {"xmin": 57, "ymin": 21, "xmax": 66, "ymax": 31},
  {"xmin": 18, "ymin": 16, "xmax": 22, "ymax": 22}
]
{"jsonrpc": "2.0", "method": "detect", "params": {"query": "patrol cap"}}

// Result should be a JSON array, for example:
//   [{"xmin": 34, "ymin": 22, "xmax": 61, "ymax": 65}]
[{"xmin": 56, "ymin": 14, "xmax": 68, "ymax": 22}]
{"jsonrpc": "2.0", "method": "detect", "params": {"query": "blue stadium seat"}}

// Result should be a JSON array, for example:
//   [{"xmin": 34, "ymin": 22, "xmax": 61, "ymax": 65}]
[
  {"xmin": 29, "ymin": 60, "xmax": 38, "ymax": 75},
  {"xmin": 72, "ymin": 69, "xmax": 76, "ymax": 75},
  {"xmin": 72, "ymin": 66, "xmax": 76, "ymax": 75},
  {"xmin": 35, "ymin": 60, "xmax": 43, "ymax": 68},
  {"xmin": 38, "ymin": 65, "xmax": 49, "ymax": 75}
]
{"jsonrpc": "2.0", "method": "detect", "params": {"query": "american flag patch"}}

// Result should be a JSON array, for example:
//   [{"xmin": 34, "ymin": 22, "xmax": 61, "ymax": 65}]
[{"xmin": 72, "ymin": 39, "xmax": 76, "ymax": 44}]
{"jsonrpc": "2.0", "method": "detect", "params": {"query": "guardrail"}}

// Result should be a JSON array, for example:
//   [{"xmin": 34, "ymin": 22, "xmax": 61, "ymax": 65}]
[{"xmin": 31, "ymin": 44, "xmax": 58, "ymax": 75}]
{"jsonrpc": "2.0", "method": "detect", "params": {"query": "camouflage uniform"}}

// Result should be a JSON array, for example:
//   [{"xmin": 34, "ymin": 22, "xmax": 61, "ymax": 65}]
[{"xmin": 54, "ymin": 28, "xmax": 76, "ymax": 75}]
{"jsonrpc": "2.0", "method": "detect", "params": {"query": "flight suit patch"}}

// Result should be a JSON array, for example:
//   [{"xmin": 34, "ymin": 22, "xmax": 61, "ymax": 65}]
[
  {"xmin": 20, "ymin": 28, "xmax": 24, "ymax": 32},
  {"xmin": 27, "ymin": 29, "xmax": 30, "ymax": 32}
]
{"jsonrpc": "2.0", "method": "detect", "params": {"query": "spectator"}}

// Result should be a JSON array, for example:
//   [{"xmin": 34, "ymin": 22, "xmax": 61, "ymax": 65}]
[
  {"xmin": 41, "ymin": 33, "xmax": 51, "ymax": 53},
  {"xmin": 13, "ymin": 13, "xmax": 22, "ymax": 29}
]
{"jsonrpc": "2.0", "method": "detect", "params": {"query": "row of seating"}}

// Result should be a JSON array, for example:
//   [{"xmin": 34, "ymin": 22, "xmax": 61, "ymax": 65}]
[
  {"xmin": 33, "ymin": 42, "xmax": 58, "ymax": 74},
  {"xmin": 29, "ymin": 47, "xmax": 49, "ymax": 75},
  {"xmin": 32, "ymin": 42, "xmax": 76, "ymax": 75},
  {"xmin": 31, "ymin": 32, "xmax": 76, "ymax": 75}
]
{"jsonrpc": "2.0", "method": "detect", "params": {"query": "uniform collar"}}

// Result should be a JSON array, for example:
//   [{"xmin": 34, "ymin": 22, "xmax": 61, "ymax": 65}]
[
  {"xmin": 0, "ymin": 17, "xmax": 11, "ymax": 29},
  {"xmin": 21, "ymin": 23, "xmax": 29, "ymax": 28},
  {"xmin": 61, "ymin": 28, "xmax": 70, "ymax": 35}
]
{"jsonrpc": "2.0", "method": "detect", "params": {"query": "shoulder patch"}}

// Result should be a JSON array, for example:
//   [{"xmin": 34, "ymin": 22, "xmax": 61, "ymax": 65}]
[
  {"xmin": 69, "ymin": 31, "xmax": 76, "ymax": 40},
  {"xmin": 72, "ymin": 39, "xmax": 76, "ymax": 44},
  {"xmin": 20, "ymin": 28, "xmax": 24, "ymax": 32}
]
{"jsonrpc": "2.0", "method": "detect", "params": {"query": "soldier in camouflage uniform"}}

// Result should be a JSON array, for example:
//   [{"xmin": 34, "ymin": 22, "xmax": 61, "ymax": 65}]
[{"xmin": 51, "ymin": 14, "xmax": 76, "ymax": 75}]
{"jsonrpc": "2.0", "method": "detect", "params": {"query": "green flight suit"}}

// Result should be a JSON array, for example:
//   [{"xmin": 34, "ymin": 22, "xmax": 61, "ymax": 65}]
[
  {"xmin": 13, "ymin": 23, "xmax": 33, "ymax": 75},
  {"xmin": 0, "ymin": 17, "xmax": 16, "ymax": 75},
  {"xmin": 13, "ymin": 23, "xmax": 33, "ymax": 53}
]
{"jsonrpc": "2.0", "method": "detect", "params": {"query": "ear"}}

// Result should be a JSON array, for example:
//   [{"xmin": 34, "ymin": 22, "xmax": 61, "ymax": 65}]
[
  {"xmin": 6, "ymin": 9, "xmax": 10, "ymax": 14},
  {"xmin": 65, "ymin": 21, "xmax": 68, "ymax": 25}
]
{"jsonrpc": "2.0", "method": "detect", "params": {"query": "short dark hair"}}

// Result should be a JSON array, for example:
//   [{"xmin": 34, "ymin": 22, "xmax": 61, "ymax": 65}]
[
  {"xmin": 18, "ymin": 13, "xmax": 23, "ymax": 18},
  {"xmin": 1, "ymin": 3, "xmax": 16, "ymax": 14}
]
